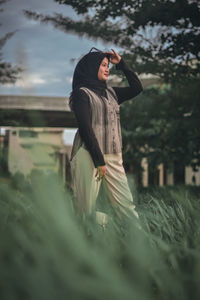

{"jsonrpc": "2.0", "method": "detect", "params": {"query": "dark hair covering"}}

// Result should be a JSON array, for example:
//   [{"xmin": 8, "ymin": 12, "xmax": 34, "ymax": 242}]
[{"xmin": 69, "ymin": 49, "xmax": 110, "ymax": 110}]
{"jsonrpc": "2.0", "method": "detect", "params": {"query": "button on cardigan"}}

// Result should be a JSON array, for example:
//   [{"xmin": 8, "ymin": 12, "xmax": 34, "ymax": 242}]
[{"xmin": 70, "ymin": 58, "xmax": 143, "ymax": 167}]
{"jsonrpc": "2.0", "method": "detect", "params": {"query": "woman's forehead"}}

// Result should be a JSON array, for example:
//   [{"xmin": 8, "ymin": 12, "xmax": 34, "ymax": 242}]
[{"xmin": 101, "ymin": 57, "xmax": 109, "ymax": 63}]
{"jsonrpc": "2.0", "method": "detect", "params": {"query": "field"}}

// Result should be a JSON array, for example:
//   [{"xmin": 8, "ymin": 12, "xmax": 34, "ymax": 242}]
[{"xmin": 0, "ymin": 172, "xmax": 200, "ymax": 300}]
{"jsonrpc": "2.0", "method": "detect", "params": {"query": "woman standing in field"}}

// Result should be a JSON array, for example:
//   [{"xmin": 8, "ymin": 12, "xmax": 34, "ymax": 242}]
[{"xmin": 69, "ymin": 47, "xmax": 143, "ymax": 221}]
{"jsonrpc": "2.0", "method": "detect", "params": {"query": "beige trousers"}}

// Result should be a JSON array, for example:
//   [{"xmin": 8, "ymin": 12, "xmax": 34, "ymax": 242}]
[{"xmin": 70, "ymin": 147, "xmax": 139, "ymax": 220}]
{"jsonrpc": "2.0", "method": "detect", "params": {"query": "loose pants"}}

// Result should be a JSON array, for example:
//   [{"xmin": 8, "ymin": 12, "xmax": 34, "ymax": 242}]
[{"xmin": 70, "ymin": 147, "xmax": 139, "ymax": 220}]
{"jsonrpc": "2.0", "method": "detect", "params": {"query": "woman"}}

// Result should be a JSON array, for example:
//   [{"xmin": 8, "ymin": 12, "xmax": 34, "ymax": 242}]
[{"xmin": 69, "ymin": 47, "xmax": 143, "ymax": 221}]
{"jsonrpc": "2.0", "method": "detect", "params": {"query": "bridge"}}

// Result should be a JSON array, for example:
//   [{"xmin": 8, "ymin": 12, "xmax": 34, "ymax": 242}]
[{"xmin": 0, "ymin": 95, "xmax": 77, "ymax": 127}]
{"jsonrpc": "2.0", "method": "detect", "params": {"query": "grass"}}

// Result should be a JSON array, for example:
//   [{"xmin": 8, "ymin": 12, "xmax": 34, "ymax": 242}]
[{"xmin": 0, "ymin": 172, "xmax": 200, "ymax": 300}]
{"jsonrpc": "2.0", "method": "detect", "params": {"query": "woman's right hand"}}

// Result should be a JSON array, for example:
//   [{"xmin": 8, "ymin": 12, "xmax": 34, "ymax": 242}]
[
  {"xmin": 95, "ymin": 165, "xmax": 106, "ymax": 181},
  {"xmin": 104, "ymin": 49, "xmax": 121, "ymax": 65}
]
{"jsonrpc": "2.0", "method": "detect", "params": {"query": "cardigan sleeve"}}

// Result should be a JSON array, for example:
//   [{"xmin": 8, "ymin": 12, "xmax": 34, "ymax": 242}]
[
  {"xmin": 72, "ymin": 88, "xmax": 105, "ymax": 167},
  {"xmin": 112, "ymin": 58, "xmax": 143, "ymax": 104}
]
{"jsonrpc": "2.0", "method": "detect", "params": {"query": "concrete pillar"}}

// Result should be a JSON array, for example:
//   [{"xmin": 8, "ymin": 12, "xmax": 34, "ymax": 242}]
[
  {"xmin": 141, "ymin": 158, "xmax": 148, "ymax": 187},
  {"xmin": 166, "ymin": 170, "xmax": 174, "ymax": 185},
  {"xmin": 62, "ymin": 153, "xmax": 66, "ymax": 184},
  {"xmin": 185, "ymin": 166, "xmax": 200, "ymax": 185},
  {"xmin": 158, "ymin": 164, "xmax": 164, "ymax": 186}
]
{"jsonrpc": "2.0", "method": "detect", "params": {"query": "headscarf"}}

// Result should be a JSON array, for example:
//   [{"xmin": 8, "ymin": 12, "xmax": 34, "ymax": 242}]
[{"xmin": 69, "ymin": 48, "xmax": 110, "ymax": 110}]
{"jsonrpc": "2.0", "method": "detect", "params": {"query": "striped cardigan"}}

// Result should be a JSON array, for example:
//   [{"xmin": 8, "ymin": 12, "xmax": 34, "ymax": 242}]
[{"xmin": 71, "ymin": 86, "xmax": 122, "ymax": 162}]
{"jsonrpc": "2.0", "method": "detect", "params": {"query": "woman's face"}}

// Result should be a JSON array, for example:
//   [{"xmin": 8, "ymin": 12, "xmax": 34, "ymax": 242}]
[{"xmin": 97, "ymin": 57, "xmax": 109, "ymax": 81}]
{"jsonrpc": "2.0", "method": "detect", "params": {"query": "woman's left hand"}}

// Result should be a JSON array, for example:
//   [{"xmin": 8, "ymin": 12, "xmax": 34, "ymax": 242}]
[
  {"xmin": 104, "ymin": 49, "xmax": 121, "ymax": 65},
  {"xmin": 95, "ymin": 165, "xmax": 106, "ymax": 181}
]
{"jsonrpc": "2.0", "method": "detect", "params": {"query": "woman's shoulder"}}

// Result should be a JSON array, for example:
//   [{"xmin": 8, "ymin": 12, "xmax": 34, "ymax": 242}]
[
  {"xmin": 72, "ymin": 87, "xmax": 90, "ymax": 100},
  {"xmin": 106, "ymin": 86, "xmax": 118, "ymax": 100}
]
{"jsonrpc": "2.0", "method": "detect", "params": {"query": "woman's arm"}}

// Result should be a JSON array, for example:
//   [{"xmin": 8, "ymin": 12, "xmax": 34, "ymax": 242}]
[
  {"xmin": 72, "ymin": 88, "xmax": 105, "ymax": 168},
  {"xmin": 112, "ymin": 58, "xmax": 143, "ymax": 104}
]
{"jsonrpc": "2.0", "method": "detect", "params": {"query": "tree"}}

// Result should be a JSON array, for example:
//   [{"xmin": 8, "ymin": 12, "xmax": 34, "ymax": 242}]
[
  {"xmin": 24, "ymin": 0, "xmax": 200, "ymax": 178},
  {"xmin": 0, "ymin": 0, "xmax": 21, "ymax": 84},
  {"xmin": 24, "ymin": 0, "xmax": 200, "ymax": 82},
  {"xmin": 120, "ymin": 77, "xmax": 200, "ymax": 175}
]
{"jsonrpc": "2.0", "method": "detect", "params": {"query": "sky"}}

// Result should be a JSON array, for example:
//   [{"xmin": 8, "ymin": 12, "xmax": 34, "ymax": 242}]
[{"xmin": 0, "ymin": 0, "xmax": 118, "ymax": 97}]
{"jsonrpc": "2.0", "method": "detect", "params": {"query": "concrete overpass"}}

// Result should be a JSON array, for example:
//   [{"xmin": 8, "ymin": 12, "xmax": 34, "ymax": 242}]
[{"xmin": 0, "ymin": 95, "xmax": 77, "ymax": 127}]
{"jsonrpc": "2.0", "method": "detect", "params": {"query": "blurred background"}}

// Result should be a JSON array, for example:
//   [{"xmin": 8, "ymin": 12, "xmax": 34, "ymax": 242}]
[
  {"xmin": 0, "ymin": 2, "xmax": 200, "ymax": 300},
  {"xmin": 0, "ymin": 0, "xmax": 200, "ymax": 186}
]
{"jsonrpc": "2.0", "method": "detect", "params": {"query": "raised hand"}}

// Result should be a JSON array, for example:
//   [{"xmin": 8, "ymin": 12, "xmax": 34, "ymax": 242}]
[
  {"xmin": 95, "ymin": 165, "xmax": 106, "ymax": 181},
  {"xmin": 104, "ymin": 49, "xmax": 121, "ymax": 64}
]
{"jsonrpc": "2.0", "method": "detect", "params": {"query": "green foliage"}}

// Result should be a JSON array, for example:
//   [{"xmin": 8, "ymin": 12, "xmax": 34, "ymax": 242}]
[
  {"xmin": 25, "ymin": 0, "xmax": 200, "ymax": 81},
  {"xmin": 23, "ymin": 0, "xmax": 200, "ymax": 170},
  {"xmin": 0, "ymin": 173, "xmax": 200, "ymax": 299},
  {"xmin": 120, "ymin": 77, "xmax": 200, "ymax": 169},
  {"xmin": 0, "ymin": 1, "xmax": 21, "ymax": 84}
]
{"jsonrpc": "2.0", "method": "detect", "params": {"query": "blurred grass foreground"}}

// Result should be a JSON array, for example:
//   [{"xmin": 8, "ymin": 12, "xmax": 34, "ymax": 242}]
[{"xmin": 0, "ymin": 173, "xmax": 200, "ymax": 300}]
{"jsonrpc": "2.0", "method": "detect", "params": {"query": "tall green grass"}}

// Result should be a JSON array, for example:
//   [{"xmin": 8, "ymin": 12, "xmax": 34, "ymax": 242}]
[{"xmin": 0, "ymin": 173, "xmax": 200, "ymax": 300}]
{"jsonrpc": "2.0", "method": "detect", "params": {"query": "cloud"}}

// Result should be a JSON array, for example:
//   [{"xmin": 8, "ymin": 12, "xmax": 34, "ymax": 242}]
[
  {"xmin": 66, "ymin": 76, "xmax": 72, "ymax": 84},
  {"xmin": 30, "ymin": 74, "xmax": 46, "ymax": 85},
  {"xmin": 15, "ymin": 73, "xmax": 63, "ymax": 87},
  {"xmin": 0, "ymin": 0, "xmax": 122, "ymax": 97}
]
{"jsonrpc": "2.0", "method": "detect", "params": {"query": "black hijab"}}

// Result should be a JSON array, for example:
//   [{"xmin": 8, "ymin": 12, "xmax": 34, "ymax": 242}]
[{"xmin": 69, "ymin": 48, "xmax": 110, "ymax": 109}]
